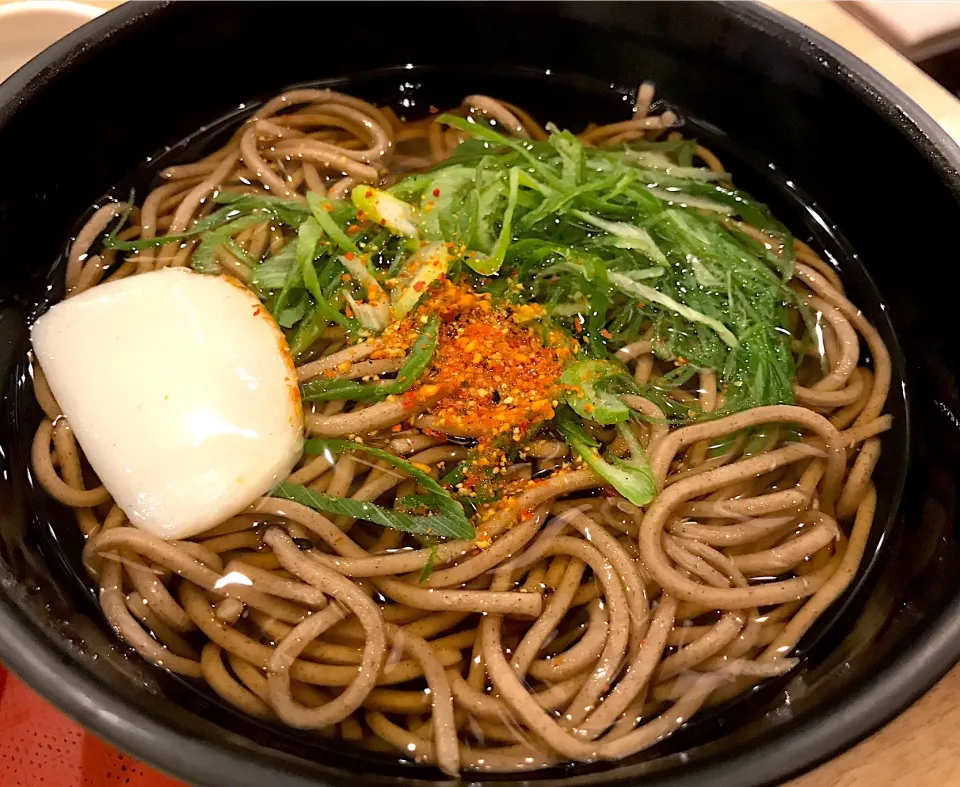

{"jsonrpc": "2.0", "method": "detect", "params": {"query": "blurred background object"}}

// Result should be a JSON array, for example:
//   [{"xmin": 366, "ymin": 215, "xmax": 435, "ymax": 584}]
[
  {"xmin": 0, "ymin": 665, "xmax": 180, "ymax": 787},
  {"xmin": 0, "ymin": 1, "xmax": 102, "ymax": 83},
  {"xmin": 845, "ymin": 0, "xmax": 960, "ymax": 95}
]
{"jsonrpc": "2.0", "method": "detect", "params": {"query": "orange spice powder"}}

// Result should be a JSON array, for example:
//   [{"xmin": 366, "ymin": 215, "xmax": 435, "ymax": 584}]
[{"xmin": 375, "ymin": 280, "xmax": 575, "ymax": 442}]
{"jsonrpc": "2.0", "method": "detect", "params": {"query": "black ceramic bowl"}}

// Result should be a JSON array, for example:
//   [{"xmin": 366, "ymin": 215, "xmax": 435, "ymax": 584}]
[{"xmin": 1, "ymin": 2, "xmax": 959, "ymax": 786}]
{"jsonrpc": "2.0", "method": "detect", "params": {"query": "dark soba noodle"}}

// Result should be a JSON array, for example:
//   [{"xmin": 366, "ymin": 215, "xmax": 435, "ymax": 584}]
[{"xmin": 31, "ymin": 85, "xmax": 891, "ymax": 775}]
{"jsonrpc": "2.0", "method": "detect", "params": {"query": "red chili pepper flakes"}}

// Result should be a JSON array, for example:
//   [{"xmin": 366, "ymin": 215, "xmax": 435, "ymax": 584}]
[
  {"xmin": 365, "ymin": 189, "xmax": 374, "ymax": 198},
  {"xmin": 413, "ymin": 281, "xmax": 426, "ymax": 292},
  {"xmin": 252, "ymin": 307, "xmax": 261, "ymax": 316},
  {"xmin": 432, "ymin": 188, "xmax": 441, "ymax": 197},
  {"xmin": 376, "ymin": 280, "xmax": 572, "ymax": 448},
  {"xmin": 344, "ymin": 251, "xmax": 355, "ymax": 261}
]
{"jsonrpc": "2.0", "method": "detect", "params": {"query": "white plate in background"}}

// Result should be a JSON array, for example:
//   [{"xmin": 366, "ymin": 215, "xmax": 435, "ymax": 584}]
[
  {"xmin": 847, "ymin": 1, "xmax": 960, "ymax": 62},
  {"xmin": 0, "ymin": 1, "xmax": 103, "ymax": 84}
]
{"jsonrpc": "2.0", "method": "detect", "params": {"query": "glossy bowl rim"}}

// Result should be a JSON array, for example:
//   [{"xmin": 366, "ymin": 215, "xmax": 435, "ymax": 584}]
[{"xmin": 1, "ymin": 2, "xmax": 960, "ymax": 786}]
